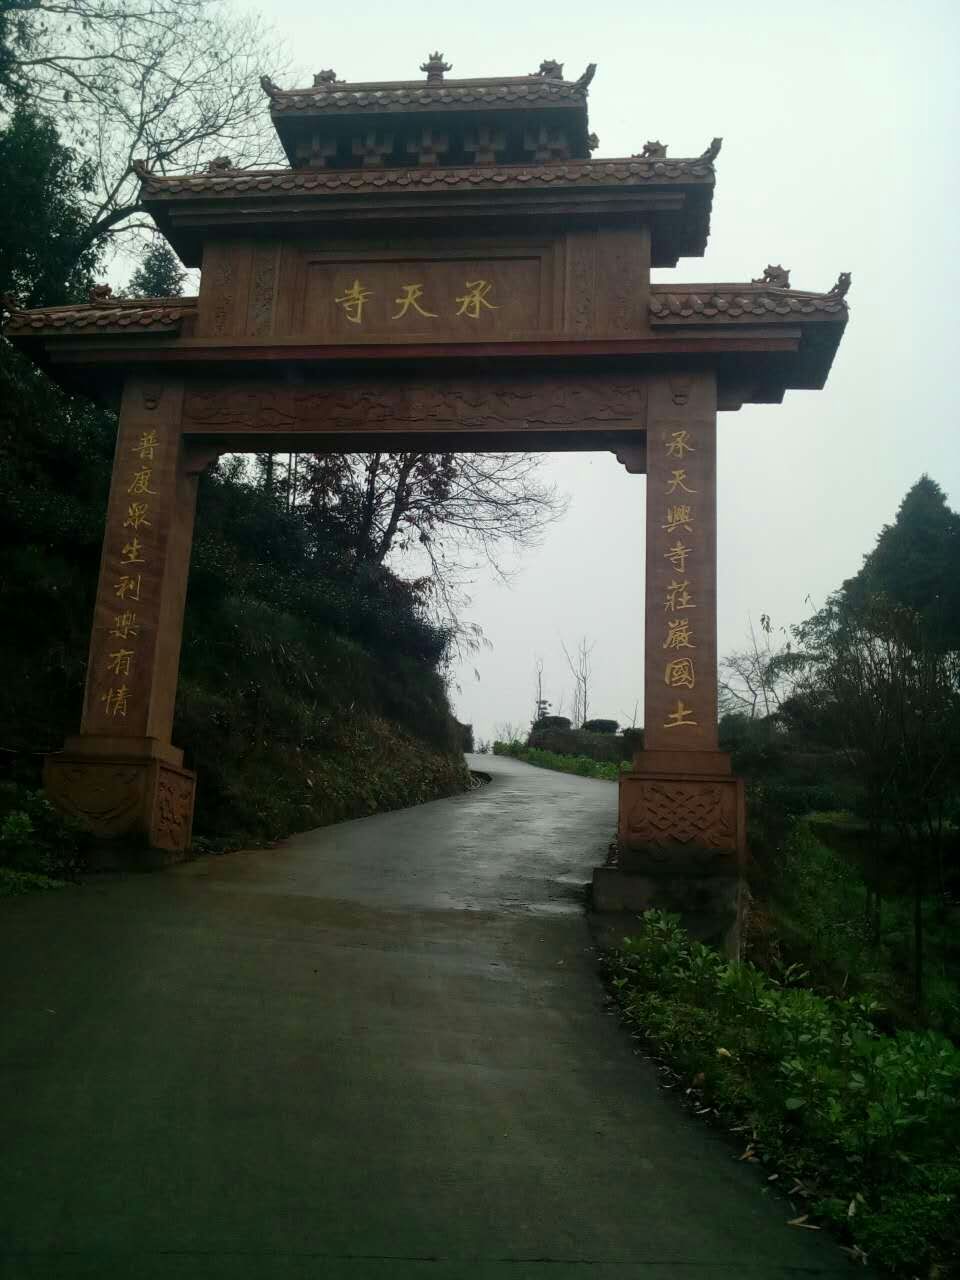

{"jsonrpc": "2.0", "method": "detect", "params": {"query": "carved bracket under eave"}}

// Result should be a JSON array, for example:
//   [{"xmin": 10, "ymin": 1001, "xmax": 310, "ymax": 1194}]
[
  {"xmin": 613, "ymin": 444, "xmax": 646, "ymax": 474},
  {"xmin": 182, "ymin": 444, "xmax": 224, "ymax": 476}
]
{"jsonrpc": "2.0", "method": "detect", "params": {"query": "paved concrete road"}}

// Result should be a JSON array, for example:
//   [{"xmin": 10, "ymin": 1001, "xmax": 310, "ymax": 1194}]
[{"xmin": 2, "ymin": 756, "xmax": 855, "ymax": 1279}]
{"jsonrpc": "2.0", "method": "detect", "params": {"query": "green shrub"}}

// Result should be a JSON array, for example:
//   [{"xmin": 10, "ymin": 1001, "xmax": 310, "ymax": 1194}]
[
  {"xmin": 583, "ymin": 718, "xmax": 619, "ymax": 734},
  {"xmin": 527, "ymin": 722, "xmax": 631, "ymax": 763},
  {"xmin": 532, "ymin": 715, "xmax": 572, "ymax": 731},
  {"xmin": 608, "ymin": 911, "xmax": 960, "ymax": 1276},
  {"xmin": 0, "ymin": 866, "xmax": 69, "ymax": 896},
  {"xmin": 0, "ymin": 783, "xmax": 91, "ymax": 878}
]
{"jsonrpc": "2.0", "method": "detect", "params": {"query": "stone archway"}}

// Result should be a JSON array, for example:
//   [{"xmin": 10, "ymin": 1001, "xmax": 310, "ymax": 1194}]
[{"xmin": 6, "ymin": 56, "xmax": 848, "ymax": 924}]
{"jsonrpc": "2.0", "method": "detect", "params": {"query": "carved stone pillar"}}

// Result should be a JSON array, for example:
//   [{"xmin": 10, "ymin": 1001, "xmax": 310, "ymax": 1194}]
[
  {"xmin": 595, "ymin": 373, "xmax": 745, "ymax": 952},
  {"xmin": 44, "ymin": 377, "xmax": 207, "ymax": 857}
]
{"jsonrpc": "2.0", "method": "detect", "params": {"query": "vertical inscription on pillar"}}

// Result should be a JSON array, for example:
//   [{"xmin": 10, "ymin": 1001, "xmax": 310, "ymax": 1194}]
[
  {"xmin": 249, "ymin": 244, "xmax": 278, "ymax": 337},
  {"xmin": 80, "ymin": 381, "xmax": 187, "ymax": 741},
  {"xmin": 85, "ymin": 420, "xmax": 164, "ymax": 735},
  {"xmin": 644, "ymin": 377, "xmax": 718, "ymax": 752},
  {"xmin": 565, "ymin": 231, "xmax": 596, "ymax": 334}
]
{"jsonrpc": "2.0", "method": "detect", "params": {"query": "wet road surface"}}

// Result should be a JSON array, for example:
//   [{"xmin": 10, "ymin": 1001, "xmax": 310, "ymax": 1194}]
[{"xmin": 1, "ymin": 755, "xmax": 857, "ymax": 1278}]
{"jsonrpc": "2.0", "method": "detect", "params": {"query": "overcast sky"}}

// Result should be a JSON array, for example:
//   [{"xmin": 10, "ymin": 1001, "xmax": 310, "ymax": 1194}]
[{"xmin": 255, "ymin": 0, "xmax": 959, "ymax": 742}]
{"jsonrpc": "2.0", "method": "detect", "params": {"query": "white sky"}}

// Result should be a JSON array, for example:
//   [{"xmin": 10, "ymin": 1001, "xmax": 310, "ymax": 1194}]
[{"xmin": 248, "ymin": 0, "xmax": 959, "ymax": 742}]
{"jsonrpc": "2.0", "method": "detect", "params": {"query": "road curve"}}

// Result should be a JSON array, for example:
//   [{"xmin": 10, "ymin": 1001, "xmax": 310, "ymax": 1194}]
[{"xmin": 1, "ymin": 754, "xmax": 856, "ymax": 1278}]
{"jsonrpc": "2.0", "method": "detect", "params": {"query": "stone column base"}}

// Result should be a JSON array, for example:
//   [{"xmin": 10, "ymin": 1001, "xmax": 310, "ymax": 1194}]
[
  {"xmin": 591, "ymin": 867, "xmax": 743, "ymax": 956},
  {"xmin": 44, "ymin": 736, "xmax": 196, "ymax": 859},
  {"xmin": 617, "ymin": 751, "xmax": 744, "ymax": 864},
  {"xmin": 592, "ymin": 750, "xmax": 746, "ymax": 955}
]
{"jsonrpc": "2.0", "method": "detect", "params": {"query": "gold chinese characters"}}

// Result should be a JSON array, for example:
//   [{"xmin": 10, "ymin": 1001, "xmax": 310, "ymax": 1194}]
[
  {"xmin": 392, "ymin": 283, "xmax": 437, "ymax": 320},
  {"xmin": 334, "ymin": 279, "xmax": 499, "ymax": 325},
  {"xmin": 101, "ymin": 431, "xmax": 160, "ymax": 719},
  {"xmin": 659, "ymin": 429, "xmax": 700, "ymax": 730}
]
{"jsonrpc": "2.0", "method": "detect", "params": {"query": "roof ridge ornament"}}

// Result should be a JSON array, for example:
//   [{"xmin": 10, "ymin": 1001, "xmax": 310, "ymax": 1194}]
[
  {"xmin": 700, "ymin": 137, "xmax": 722, "ymax": 163},
  {"xmin": 575, "ymin": 63, "xmax": 597, "ymax": 90},
  {"xmin": 752, "ymin": 264, "xmax": 790, "ymax": 289},
  {"xmin": 641, "ymin": 140, "xmax": 667, "ymax": 159},
  {"xmin": 259, "ymin": 74, "xmax": 280, "ymax": 98},
  {"xmin": 313, "ymin": 69, "xmax": 339, "ymax": 86},
  {"xmin": 534, "ymin": 59, "xmax": 564, "ymax": 79},
  {"xmin": 828, "ymin": 271, "xmax": 852, "ymax": 299},
  {"xmin": 420, "ymin": 52, "xmax": 452, "ymax": 84}
]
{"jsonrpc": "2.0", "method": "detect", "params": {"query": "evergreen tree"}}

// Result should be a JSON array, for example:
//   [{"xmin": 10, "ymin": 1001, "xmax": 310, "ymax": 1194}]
[
  {"xmin": 843, "ymin": 475, "xmax": 960, "ymax": 650},
  {"xmin": 127, "ymin": 241, "xmax": 185, "ymax": 298},
  {"xmin": 0, "ymin": 102, "xmax": 114, "ymax": 745},
  {"xmin": 0, "ymin": 104, "xmax": 100, "ymax": 304}
]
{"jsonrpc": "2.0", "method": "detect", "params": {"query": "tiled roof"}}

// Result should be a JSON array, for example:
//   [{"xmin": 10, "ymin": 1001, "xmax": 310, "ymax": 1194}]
[
  {"xmin": 650, "ymin": 284, "xmax": 848, "ymax": 321},
  {"xmin": 267, "ymin": 77, "xmax": 588, "ymax": 115},
  {"xmin": 4, "ymin": 297, "xmax": 195, "ymax": 335},
  {"xmin": 140, "ymin": 156, "xmax": 715, "ymax": 199}
]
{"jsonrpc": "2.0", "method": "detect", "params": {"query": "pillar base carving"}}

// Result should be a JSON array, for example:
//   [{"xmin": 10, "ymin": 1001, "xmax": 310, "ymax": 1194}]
[
  {"xmin": 617, "ymin": 750, "xmax": 744, "ymax": 869},
  {"xmin": 592, "ymin": 750, "xmax": 745, "ymax": 955},
  {"xmin": 44, "ymin": 738, "xmax": 196, "ymax": 858}
]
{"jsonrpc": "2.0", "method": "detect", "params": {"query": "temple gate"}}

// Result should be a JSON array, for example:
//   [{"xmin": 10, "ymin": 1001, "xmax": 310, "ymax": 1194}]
[{"xmin": 7, "ymin": 56, "xmax": 848, "ymax": 924}]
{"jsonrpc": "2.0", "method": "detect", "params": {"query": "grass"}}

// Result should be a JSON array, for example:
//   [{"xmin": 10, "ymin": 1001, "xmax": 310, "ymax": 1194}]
[{"xmin": 492, "ymin": 740, "xmax": 628, "ymax": 782}]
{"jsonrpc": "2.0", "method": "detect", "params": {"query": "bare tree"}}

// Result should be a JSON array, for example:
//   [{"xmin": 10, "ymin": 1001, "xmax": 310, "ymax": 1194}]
[
  {"xmin": 719, "ymin": 614, "xmax": 795, "ymax": 721},
  {"xmin": 302, "ymin": 450, "xmax": 567, "ymax": 618},
  {"xmin": 494, "ymin": 721, "xmax": 525, "ymax": 745},
  {"xmin": 2, "ymin": 0, "xmax": 287, "ymax": 260},
  {"xmin": 562, "ymin": 636, "xmax": 595, "ymax": 728},
  {"xmin": 533, "ymin": 656, "xmax": 550, "ymax": 724}
]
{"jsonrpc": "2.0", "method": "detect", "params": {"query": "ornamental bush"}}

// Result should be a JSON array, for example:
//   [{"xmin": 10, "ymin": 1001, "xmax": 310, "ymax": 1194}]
[{"xmin": 583, "ymin": 718, "xmax": 619, "ymax": 734}]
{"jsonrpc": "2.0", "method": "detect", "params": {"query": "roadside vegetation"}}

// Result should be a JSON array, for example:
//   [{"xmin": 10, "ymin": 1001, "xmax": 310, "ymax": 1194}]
[
  {"xmin": 493, "ymin": 740, "xmax": 627, "ymax": 781},
  {"xmin": 607, "ymin": 910, "xmax": 960, "ymax": 1276}
]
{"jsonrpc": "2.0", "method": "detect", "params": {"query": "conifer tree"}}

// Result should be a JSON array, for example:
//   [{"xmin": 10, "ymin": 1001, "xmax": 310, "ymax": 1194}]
[
  {"xmin": 843, "ymin": 475, "xmax": 960, "ymax": 650},
  {"xmin": 127, "ymin": 241, "xmax": 185, "ymax": 298}
]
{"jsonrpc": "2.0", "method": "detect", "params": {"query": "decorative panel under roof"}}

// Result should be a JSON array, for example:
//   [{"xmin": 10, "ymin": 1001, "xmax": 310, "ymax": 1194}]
[{"xmin": 263, "ymin": 57, "xmax": 596, "ymax": 169}]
